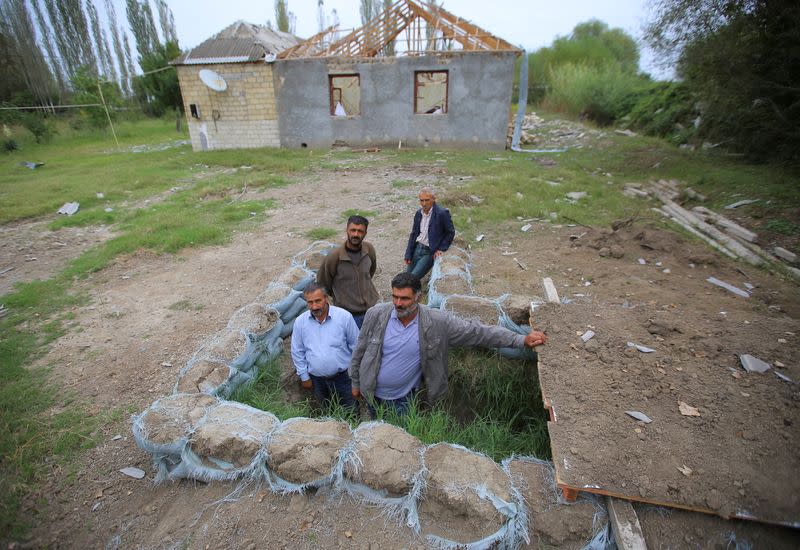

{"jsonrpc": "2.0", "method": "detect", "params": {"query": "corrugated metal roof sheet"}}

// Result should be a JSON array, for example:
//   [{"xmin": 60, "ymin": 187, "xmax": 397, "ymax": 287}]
[{"xmin": 172, "ymin": 21, "xmax": 300, "ymax": 65}]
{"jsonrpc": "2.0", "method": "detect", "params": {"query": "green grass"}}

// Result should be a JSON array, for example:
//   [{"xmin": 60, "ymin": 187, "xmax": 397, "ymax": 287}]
[
  {"xmin": 304, "ymin": 227, "xmax": 339, "ymax": 241},
  {"xmin": 236, "ymin": 349, "xmax": 550, "ymax": 461}
]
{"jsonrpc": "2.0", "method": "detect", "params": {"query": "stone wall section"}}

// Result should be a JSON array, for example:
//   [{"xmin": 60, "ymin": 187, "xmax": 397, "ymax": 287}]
[{"xmin": 176, "ymin": 63, "xmax": 280, "ymax": 151}]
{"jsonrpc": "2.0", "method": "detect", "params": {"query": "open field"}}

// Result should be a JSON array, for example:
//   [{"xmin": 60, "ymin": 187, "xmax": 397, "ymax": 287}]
[{"xmin": 1, "ymin": 115, "xmax": 799, "ymax": 548}]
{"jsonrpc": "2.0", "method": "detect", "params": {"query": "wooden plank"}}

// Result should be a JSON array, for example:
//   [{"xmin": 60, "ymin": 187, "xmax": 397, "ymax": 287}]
[{"xmin": 606, "ymin": 497, "xmax": 648, "ymax": 550}]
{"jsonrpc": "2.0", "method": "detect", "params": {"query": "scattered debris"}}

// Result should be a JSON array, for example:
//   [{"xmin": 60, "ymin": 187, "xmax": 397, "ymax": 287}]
[
  {"xmin": 739, "ymin": 354, "xmax": 771, "ymax": 374},
  {"xmin": 683, "ymin": 187, "xmax": 706, "ymax": 202},
  {"xmin": 625, "ymin": 411, "xmax": 652, "ymax": 424},
  {"xmin": 161, "ymin": 362, "xmax": 173, "ymax": 368},
  {"xmin": 566, "ymin": 191, "xmax": 587, "ymax": 201},
  {"xmin": 475, "ymin": 234, "xmax": 484, "ymax": 242},
  {"xmin": 0, "ymin": 266, "xmax": 15, "ymax": 276},
  {"xmin": 120, "ymin": 467, "xmax": 145, "ymax": 479},
  {"xmin": 706, "ymin": 277, "xmax": 750, "ymax": 298},
  {"xmin": 514, "ymin": 258, "xmax": 527, "ymax": 271},
  {"xmin": 580, "ymin": 330, "xmax": 595, "ymax": 342},
  {"xmin": 724, "ymin": 199, "xmax": 758, "ymax": 209},
  {"xmin": 637, "ymin": 258, "xmax": 646, "ymax": 265},
  {"xmin": 96, "ymin": 192, "xmax": 104, "ymax": 199},
  {"xmin": 520, "ymin": 224, "xmax": 532, "ymax": 232},
  {"xmin": 677, "ymin": 465, "xmax": 693, "ymax": 476},
  {"xmin": 774, "ymin": 360, "xmax": 785, "ymax": 368},
  {"xmin": 112, "ymin": 434, "xmax": 122, "ymax": 441},
  {"xmin": 623, "ymin": 186, "xmax": 650, "ymax": 198},
  {"xmin": 627, "ymin": 342, "xmax": 656, "ymax": 353},
  {"xmin": 57, "ymin": 202, "xmax": 80, "ymax": 216},
  {"xmin": 542, "ymin": 277, "xmax": 560, "ymax": 303},
  {"xmin": 691, "ymin": 206, "xmax": 757, "ymax": 243},
  {"xmin": 775, "ymin": 372, "xmax": 794, "ymax": 383},
  {"xmin": 20, "ymin": 161, "xmax": 44, "ymax": 169},
  {"xmin": 615, "ymin": 129, "xmax": 637, "ymax": 137},
  {"xmin": 678, "ymin": 402, "xmax": 701, "ymax": 417},
  {"xmin": 0, "ymin": 304, "xmax": 7, "ymax": 319}
]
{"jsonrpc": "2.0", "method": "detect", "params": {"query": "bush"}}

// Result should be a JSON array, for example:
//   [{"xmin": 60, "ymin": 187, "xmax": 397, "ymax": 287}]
[
  {"xmin": 624, "ymin": 81, "xmax": 699, "ymax": 144},
  {"xmin": 3, "ymin": 139, "xmax": 18, "ymax": 152},
  {"xmin": 21, "ymin": 113, "xmax": 56, "ymax": 143},
  {"xmin": 541, "ymin": 63, "xmax": 646, "ymax": 125}
]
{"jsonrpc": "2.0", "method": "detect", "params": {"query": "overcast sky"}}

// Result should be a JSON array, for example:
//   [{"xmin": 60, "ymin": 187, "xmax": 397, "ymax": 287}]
[{"xmin": 166, "ymin": 0, "xmax": 667, "ymax": 78}]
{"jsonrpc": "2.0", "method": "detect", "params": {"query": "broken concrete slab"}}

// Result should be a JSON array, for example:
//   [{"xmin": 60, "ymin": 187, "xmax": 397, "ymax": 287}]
[
  {"xmin": 774, "ymin": 247, "xmax": 797, "ymax": 263},
  {"xmin": 542, "ymin": 277, "xmax": 560, "ymax": 303},
  {"xmin": 707, "ymin": 277, "xmax": 750, "ymax": 298},
  {"xmin": 57, "ymin": 202, "xmax": 80, "ymax": 216},
  {"xmin": 441, "ymin": 294, "xmax": 501, "ymax": 326},
  {"xmin": 740, "ymin": 354, "xmax": 771, "ymax": 374}
]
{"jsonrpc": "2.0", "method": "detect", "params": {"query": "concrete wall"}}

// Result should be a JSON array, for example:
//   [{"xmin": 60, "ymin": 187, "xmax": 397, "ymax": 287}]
[
  {"xmin": 177, "ymin": 63, "xmax": 279, "ymax": 151},
  {"xmin": 272, "ymin": 52, "xmax": 516, "ymax": 150}
]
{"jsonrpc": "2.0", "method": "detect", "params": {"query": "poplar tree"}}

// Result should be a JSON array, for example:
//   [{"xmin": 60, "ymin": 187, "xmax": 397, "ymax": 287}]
[
  {"xmin": 105, "ymin": 0, "xmax": 130, "ymax": 94},
  {"xmin": 30, "ymin": 0, "xmax": 66, "ymax": 92}
]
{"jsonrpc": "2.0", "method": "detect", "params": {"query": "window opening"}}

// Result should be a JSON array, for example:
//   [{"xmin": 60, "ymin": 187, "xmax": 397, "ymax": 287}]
[
  {"xmin": 414, "ymin": 71, "xmax": 448, "ymax": 114},
  {"xmin": 329, "ymin": 74, "xmax": 360, "ymax": 116}
]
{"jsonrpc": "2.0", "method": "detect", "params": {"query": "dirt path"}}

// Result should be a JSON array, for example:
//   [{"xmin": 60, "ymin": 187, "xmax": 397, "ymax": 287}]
[{"xmin": 6, "ymin": 154, "xmax": 800, "ymax": 548}]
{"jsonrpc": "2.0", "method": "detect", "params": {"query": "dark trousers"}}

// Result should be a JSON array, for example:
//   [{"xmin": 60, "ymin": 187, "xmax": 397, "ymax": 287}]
[
  {"xmin": 367, "ymin": 389, "xmax": 418, "ymax": 419},
  {"xmin": 351, "ymin": 313, "xmax": 365, "ymax": 329},
  {"xmin": 406, "ymin": 243, "xmax": 433, "ymax": 278},
  {"xmin": 309, "ymin": 370, "xmax": 357, "ymax": 413}
]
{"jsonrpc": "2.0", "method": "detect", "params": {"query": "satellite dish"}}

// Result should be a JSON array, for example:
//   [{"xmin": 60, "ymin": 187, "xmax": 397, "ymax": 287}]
[
  {"xmin": 264, "ymin": 52, "xmax": 277, "ymax": 63},
  {"xmin": 198, "ymin": 69, "xmax": 227, "ymax": 92}
]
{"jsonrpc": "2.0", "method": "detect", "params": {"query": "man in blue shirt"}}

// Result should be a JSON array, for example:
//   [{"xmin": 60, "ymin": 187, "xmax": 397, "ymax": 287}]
[{"xmin": 291, "ymin": 283, "xmax": 359, "ymax": 414}]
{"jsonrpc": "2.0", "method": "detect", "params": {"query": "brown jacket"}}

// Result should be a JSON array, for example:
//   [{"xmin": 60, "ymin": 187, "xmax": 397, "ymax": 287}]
[{"xmin": 316, "ymin": 242, "xmax": 379, "ymax": 315}]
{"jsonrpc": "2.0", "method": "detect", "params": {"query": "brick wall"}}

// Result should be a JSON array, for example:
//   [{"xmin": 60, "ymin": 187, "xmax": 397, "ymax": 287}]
[{"xmin": 176, "ymin": 63, "xmax": 279, "ymax": 151}]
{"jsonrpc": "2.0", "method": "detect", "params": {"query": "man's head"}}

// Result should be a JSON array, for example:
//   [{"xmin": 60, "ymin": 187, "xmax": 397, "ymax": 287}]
[
  {"xmin": 303, "ymin": 282, "xmax": 329, "ymax": 321},
  {"xmin": 418, "ymin": 187, "xmax": 436, "ymax": 214},
  {"xmin": 345, "ymin": 215, "xmax": 369, "ymax": 250},
  {"xmin": 390, "ymin": 272, "xmax": 422, "ymax": 320}
]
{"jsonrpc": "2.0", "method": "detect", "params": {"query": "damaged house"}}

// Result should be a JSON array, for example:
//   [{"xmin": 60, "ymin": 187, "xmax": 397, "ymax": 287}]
[{"xmin": 173, "ymin": 0, "xmax": 521, "ymax": 151}]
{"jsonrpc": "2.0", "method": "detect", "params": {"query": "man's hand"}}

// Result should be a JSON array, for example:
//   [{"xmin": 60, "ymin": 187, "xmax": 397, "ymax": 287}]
[
  {"xmin": 523, "ymin": 330, "xmax": 547, "ymax": 349},
  {"xmin": 433, "ymin": 250, "xmax": 443, "ymax": 259},
  {"xmin": 352, "ymin": 387, "xmax": 361, "ymax": 400},
  {"xmin": 301, "ymin": 379, "xmax": 313, "ymax": 390},
  {"xmin": 404, "ymin": 259, "xmax": 412, "ymax": 265}
]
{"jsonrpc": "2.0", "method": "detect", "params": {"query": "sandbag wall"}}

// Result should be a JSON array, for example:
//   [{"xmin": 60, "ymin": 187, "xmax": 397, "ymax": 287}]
[{"xmin": 132, "ymin": 244, "xmax": 611, "ymax": 549}]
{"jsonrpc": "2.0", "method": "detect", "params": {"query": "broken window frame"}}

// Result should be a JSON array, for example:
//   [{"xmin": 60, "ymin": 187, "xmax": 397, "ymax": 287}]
[
  {"xmin": 414, "ymin": 70, "xmax": 448, "ymax": 115},
  {"xmin": 328, "ymin": 74, "xmax": 361, "ymax": 117}
]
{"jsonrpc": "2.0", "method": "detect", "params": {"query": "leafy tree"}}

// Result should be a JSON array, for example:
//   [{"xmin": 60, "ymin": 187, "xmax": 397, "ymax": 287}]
[
  {"xmin": 70, "ymin": 64, "xmax": 122, "ymax": 128},
  {"xmin": 105, "ymin": 0, "xmax": 131, "ymax": 95},
  {"xmin": 645, "ymin": 0, "xmax": 800, "ymax": 162},
  {"xmin": 275, "ymin": 0, "xmax": 295, "ymax": 34},
  {"xmin": 526, "ymin": 19, "xmax": 639, "ymax": 105},
  {"xmin": 133, "ymin": 40, "xmax": 181, "ymax": 116}
]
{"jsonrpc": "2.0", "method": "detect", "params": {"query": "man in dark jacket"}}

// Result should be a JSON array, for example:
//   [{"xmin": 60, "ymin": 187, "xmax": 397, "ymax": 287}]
[
  {"xmin": 404, "ymin": 187, "xmax": 455, "ymax": 278},
  {"xmin": 350, "ymin": 273, "xmax": 547, "ymax": 417},
  {"xmin": 317, "ymin": 215, "xmax": 379, "ymax": 328}
]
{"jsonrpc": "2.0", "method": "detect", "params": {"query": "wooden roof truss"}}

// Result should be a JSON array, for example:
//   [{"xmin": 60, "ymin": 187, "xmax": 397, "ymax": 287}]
[{"xmin": 278, "ymin": 0, "xmax": 519, "ymax": 59}]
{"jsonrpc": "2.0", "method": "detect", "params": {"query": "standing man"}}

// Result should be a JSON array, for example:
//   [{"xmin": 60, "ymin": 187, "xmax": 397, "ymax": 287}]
[
  {"xmin": 291, "ymin": 283, "xmax": 359, "ymax": 414},
  {"xmin": 317, "ymin": 215, "xmax": 379, "ymax": 328},
  {"xmin": 404, "ymin": 186, "xmax": 456, "ymax": 278},
  {"xmin": 349, "ymin": 273, "xmax": 547, "ymax": 416}
]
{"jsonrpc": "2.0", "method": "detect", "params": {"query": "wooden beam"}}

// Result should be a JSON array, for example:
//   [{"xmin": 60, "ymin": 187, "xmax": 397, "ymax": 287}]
[{"xmin": 606, "ymin": 497, "xmax": 648, "ymax": 550}]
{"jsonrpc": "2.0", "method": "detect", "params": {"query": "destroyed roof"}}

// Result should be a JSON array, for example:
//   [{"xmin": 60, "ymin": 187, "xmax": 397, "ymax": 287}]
[
  {"xmin": 280, "ymin": 0, "xmax": 520, "ymax": 59},
  {"xmin": 172, "ymin": 21, "xmax": 300, "ymax": 65}
]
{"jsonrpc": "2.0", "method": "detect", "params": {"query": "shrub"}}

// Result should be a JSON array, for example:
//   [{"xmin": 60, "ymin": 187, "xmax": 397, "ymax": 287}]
[
  {"xmin": 3, "ymin": 139, "xmax": 18, "ymax": 152},
  {"xmin": 624, "ymin": 81, "xmax": 699, "ymax": 144},
  {"xmin": 21, "ymin": 113, "xmax": 56, "ymax": 143},
  {"xmin": 541, "ymin": 63, "xmax": 646, "ymax": 125}
]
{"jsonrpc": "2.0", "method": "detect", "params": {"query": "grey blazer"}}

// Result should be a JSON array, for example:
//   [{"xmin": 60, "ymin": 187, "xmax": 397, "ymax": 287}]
[{"xmin": 349, "ymin": 302, "xmax": 526, "ymax": 403}]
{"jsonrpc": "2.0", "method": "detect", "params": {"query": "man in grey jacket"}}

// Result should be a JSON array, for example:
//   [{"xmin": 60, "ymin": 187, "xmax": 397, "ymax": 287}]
[{"xmin": 349, "ymin": 273, "xmax": 546, "ymax": 416}]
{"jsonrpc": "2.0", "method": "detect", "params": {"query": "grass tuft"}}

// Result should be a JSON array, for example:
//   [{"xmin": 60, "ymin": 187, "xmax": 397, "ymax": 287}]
[{"xmin": 304, "ymin": 227, "xmax": 338, "ymax": 241}]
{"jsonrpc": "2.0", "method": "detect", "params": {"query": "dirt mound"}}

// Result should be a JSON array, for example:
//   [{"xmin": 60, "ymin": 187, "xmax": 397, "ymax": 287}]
[
  {"xmin": 419, "ymin": 443, "xmax": 513, "ymax": 542},
  {"xmin": 267, "ymin": 418, "xmax": 351, "ymax": 485},
  {"xmin": 276, "ymin": 265, "xmax": 313, "ymax": 289},
  {"xmin": 501, "ymin": 293, "xmax": 535, "ymax": 325},
  {"xmin": 442, "ymin": 294, "xmax": 500, "ymax": 326},
  {"xmin": 346, "ymin": 422, "xmax": 424, "ymax": 496},
  {"xmin": 507, "ymin": 459, "xmax": 599, "ymax": 549},
  {"xmin": 431, "ymin": 273, "xmax": 472, "ymax": 296},
  {"xmin": 189, "ymin": 402, "xmax": 278, "ymax": 471},
  {"xmin": 197, "ymin": 329, "xmax": 250, "ymax": 363},
  {"xmin": 175, "ymin": 359, "xmax": 232, "ymax": 395},
  {"xmin": 135, "ymin": 393, "xmax": 218, "ymax": 450},
  {"xmin": 293, "ymin": 241, "xmax": 336, "ymax": 271},
  {"xmin": 227, "ymin": 303, "xmax": 280, "ymax": 334}
]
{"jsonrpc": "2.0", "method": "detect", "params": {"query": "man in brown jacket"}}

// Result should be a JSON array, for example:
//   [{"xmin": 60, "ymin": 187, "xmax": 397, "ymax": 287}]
[{"xmin": 316, "ymin": 215, "xmax": 379, "ymax": 328}]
